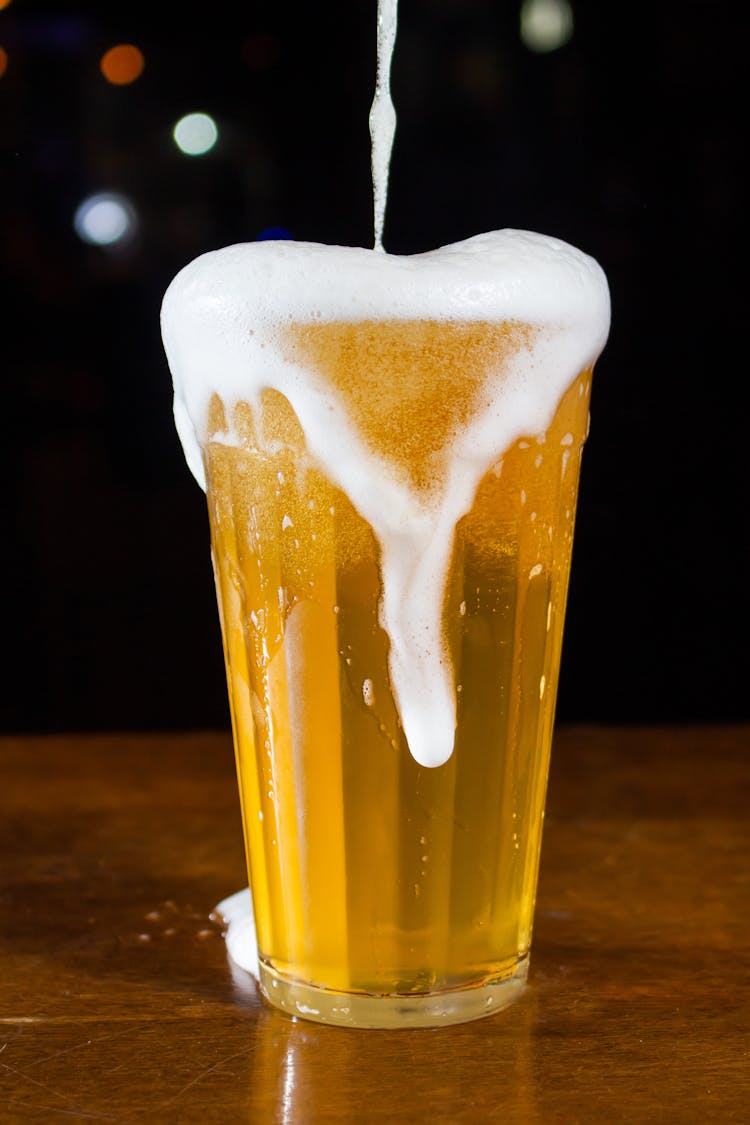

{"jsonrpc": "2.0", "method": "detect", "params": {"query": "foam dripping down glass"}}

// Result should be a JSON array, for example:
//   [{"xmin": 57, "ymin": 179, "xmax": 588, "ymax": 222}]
[{"xmin": 161, "ymin": 231, "xmax": 610, "ymax": 1027}]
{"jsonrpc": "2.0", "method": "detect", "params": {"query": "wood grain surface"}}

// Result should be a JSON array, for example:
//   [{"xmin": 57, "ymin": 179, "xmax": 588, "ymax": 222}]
[{"xmin": 1, "ymin": 726, "xmax": 749, "ymax": 1123}]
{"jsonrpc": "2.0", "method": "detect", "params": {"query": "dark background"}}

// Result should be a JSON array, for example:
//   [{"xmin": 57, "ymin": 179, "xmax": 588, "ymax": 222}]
[{"xmin": 1, "ymin": 0, "xmax": 745, "ymax": 733}]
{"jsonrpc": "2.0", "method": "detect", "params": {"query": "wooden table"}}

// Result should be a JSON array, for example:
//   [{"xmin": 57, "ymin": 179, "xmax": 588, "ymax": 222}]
[{"xmin": 2, "ymin": 726, "xmax": 748, "ymax": 1122}]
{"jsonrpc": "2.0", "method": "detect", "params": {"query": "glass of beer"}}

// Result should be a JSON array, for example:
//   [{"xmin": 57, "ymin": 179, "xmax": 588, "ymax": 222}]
[{"xmin": 161, "ymin": 230, "xmax": 610, "ymax": 1028}]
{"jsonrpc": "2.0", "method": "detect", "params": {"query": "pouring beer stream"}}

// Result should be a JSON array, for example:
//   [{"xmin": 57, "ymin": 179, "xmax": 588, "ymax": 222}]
[{"xmin": 370, "ymin": 0, "xmax": 398, "ymax": 252}]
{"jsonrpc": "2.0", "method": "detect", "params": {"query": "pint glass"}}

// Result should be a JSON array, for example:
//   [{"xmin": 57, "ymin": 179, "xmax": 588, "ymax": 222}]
[{"xmin": 162, "ymin": 232, "xmax": 609, "ymax": 1028}]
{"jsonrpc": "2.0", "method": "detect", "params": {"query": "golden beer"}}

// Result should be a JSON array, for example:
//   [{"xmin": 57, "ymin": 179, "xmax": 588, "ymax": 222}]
[{"xmin": 203, "ymin": 319, "xmax": 592, "ymax": 1027}]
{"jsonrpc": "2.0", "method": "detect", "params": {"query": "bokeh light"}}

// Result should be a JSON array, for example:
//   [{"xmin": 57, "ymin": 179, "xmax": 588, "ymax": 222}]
[
  {"xmin": 73, "ymin": 192, "xmax": 137, "ymax": 246},
  {"xmin": 256, "ymin": 226, "xmax": 292, "ymax": 241},
  {"xmin": 0, "ymin": 47, "xmax": 7, "ymax": 80},
  {"xmin": 0, "ymin": 0, "xmax": 12, "ymax": 11},
  {"xmin": 173, "ymin": 113, "xmax": 219, "ymax": 156},
  {"xmin": 520, "ymin": 0, "xmax": 574, "ymax": 53},
  {"xmin": 100, "ymin": 44, "xmax": 145, "ymax": 86}
]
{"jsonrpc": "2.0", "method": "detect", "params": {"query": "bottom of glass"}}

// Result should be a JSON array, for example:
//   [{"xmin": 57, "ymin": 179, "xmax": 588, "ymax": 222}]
[{"xmin": 258, "ymin": 957, "xmax": 529, "ymax": 1029}]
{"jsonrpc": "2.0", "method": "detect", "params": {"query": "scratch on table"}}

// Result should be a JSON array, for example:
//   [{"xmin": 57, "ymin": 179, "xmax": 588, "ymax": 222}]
[
  {"xmin": 164, "ymin": 1045, "xmax": 255, "ymax": 1104},
  {"xmin": 1, "ymin": 1059, "xmax": 76, "ymax": 1104},
  {"xmin": 1, "ymin": 1059, "xmax": 117, "ymax": 1120},
  {"xmin": 99, "ymin": 1047, "xmax": 152, "ymax": 1078},
  {"xmin": 30, "ymin": 1023, "xmax": 147, "ymax": 1068},
  {"xmin": 6, "ymin": 1100, "xmax": 115, "ymax": 1121}
]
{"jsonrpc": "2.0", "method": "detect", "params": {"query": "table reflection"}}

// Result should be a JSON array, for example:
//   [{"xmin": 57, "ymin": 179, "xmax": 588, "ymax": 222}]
[{"xmin": 243, "ymin": 979, "xmax": 542, "ymax": 1122}]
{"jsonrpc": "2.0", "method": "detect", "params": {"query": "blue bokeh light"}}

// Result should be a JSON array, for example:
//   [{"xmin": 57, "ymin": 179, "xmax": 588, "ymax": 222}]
[{"xmin": 256, "ymin": 226, "xmax": 293, "ymax": 241}]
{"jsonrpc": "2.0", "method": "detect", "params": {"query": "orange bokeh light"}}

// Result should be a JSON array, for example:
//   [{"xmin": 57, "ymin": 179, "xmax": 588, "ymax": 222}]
[
  {"xmin": 100, "ymin": 44, "xmax": 144, "ymax": 86},
  {"xmin": 0, "ymin": 0, "xmax": 13, "ymax": 11},
  {"xmin": 0, "ymin": 47, "xmax": 7, "ymax": 80}
]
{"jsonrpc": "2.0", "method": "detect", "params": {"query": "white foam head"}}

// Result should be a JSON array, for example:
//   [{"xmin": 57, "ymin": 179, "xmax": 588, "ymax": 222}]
[{"xmin": 162, "ymin": 231, "xmax": 610, "ymax": 767}]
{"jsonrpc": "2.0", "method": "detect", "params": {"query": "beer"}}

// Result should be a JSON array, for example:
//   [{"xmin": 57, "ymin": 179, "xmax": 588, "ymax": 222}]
[{"xmin": 162, "ymin": 232, "xmax": 609, "ymax": 1026}]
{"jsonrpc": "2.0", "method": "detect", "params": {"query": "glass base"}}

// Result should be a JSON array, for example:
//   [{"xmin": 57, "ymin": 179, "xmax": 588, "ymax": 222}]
[{"xmin": 258, "ymin": 957, "xmax": 529, "ymax": 1029}]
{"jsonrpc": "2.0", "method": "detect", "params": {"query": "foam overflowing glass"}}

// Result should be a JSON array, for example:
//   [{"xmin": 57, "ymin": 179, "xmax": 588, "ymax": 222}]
[{"xmin": 161, "ymin": 231, "xmax": 610, "ymax": 1027}]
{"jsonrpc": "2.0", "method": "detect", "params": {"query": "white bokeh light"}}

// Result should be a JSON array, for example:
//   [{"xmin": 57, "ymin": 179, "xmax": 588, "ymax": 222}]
[
  {"xmin": 173, "ymin": 112, "xmax": 219, "ymax": 156},
  {"xmin": 520, "ymin": 0, "xmax": 574, "ymax": 53},
  {"xmin": 73, "ymin": 192, "xmax": 137, "ymax": 246}
]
